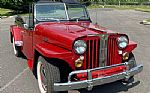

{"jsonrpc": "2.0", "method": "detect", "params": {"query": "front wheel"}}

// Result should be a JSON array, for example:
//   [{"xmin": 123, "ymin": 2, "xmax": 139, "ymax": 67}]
[{"xmin": 37, "ymin": 56, "xmax": 68, "ymax": 93}]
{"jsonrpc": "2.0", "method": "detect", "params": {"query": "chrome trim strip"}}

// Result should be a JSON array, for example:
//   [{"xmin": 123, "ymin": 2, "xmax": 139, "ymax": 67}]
[
  {"xmin": 15, "ymin": 41, "xmax": 23, "ymax": 46},
  {"xmin": 54, "ymin": 62, "xmax": 143, "ymax": 91},
  {"xmin": 64, "ymin": 3, "xmax": 69, "ymax": 20},
  {"xmin": 99, "ymin": 34, "xmax": 109, "ymax": 67}
]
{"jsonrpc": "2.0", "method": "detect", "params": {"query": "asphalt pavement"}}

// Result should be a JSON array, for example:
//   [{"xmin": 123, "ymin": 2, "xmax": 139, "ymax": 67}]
[{"xmin": 0, "ymin": 9, "xmax": 150, "ymax": 93}]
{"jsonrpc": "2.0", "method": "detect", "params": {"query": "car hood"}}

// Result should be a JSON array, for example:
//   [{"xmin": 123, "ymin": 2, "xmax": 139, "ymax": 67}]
[{"xmin": 35, "ymin": 22, "xmax": 115, "ymax": 50}]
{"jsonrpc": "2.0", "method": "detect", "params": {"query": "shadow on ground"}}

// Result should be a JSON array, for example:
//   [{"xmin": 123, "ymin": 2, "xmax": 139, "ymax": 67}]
[{"xmin": 79, "ymin": 80, "xmax": 140, "ymax": 93}]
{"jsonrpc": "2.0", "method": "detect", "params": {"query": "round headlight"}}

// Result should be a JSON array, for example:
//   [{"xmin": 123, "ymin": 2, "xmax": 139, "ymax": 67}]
[
  {"xmin": 117, "ymin": 36, "xmax": 128, "ymax": 49},
  {"xmin": 74, "ymin": 40, "xmax": 87, "ymax": 54}
]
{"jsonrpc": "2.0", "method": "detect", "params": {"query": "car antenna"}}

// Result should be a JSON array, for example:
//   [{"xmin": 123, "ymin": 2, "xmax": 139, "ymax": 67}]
[
  {"xmin": 94, "ymin": 1, "xmax": 98, "ymax": 25},
  {"xmin": 95, "ymin": 8, "xmax": 98, "ymax": 25}
]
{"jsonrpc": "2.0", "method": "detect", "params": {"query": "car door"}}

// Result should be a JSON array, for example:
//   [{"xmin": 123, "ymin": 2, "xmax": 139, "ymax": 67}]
[{"xmin": 22, "ymin": 28, "xmax": 34, "ymax": 59}]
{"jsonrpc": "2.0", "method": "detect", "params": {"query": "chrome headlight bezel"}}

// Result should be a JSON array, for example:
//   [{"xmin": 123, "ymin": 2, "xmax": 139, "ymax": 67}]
[
  {"xmin": 117, "ymin": 36, "xmax": 129, "ymax": 49},
  {"xmin": 74, "ymin": 40, "xmax": 87, "ymax": 55}
]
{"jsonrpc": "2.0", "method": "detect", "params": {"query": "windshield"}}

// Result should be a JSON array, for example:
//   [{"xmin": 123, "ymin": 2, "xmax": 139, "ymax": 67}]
[
  {"xmin": 35, "ymin": 3, "xmax": 90, "ymax": 21},
  {"xmin": 35, "ymin": 3, "xmax": 67, "ymax": 21},
  {"xmin": 67, "ymin": 4, "xmax": 89, "ymax": 20}
]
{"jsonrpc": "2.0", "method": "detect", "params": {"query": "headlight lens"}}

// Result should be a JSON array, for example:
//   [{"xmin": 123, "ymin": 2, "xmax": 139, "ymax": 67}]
[
  {"xmin": 74, "ymin": 40, "xmax": 87, "ymax": 54},
  {"xmin": 117, "ymin": 36, "xmax": 128, "ymax": 49}
]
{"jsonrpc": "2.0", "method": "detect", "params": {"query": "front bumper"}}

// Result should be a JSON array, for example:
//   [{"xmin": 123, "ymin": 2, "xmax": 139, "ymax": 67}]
[{"xmin": 54, "ymin": 62, "xmax": 143, "ymax": 91}]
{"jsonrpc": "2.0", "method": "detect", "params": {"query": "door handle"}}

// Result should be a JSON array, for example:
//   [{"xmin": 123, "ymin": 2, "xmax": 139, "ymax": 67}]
[{"xmin": 21, "ymin": 31, "xmax": 25, "ymax": 34}]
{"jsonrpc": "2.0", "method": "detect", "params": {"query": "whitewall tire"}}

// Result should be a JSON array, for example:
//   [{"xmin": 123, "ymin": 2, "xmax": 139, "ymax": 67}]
[{"xmin": 37, "ymin": 57, "xmax": 67, "ymax": 93}]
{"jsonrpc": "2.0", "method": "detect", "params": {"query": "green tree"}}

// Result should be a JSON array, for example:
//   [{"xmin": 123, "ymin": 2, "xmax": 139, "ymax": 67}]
[{"xmin": 0, "ymin": 0, "xmax": 33, "ymax": 12}]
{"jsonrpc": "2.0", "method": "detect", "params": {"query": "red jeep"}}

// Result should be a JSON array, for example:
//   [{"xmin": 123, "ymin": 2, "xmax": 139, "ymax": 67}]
[{"xmin": 10, "ymin": 0, "xmax": 143, "ymax": 93}]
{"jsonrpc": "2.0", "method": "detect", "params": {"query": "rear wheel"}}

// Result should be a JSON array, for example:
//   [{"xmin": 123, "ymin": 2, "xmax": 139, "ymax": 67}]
[
  {"xmin": 12, "ymin": 37, "xmax": 21, "ymax": 57},
  {"xmin": 37, "ymin": 56, "xmax": 68, "ymax": 93}
]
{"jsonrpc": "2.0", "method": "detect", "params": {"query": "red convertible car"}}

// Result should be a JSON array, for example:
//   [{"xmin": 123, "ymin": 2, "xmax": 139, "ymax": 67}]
[{"xmin": 10, "ymin": 0, "xmax": 143, "ymax": 93}]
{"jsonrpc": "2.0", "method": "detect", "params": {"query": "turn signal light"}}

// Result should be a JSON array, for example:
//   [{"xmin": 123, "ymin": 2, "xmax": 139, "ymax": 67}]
[
  {"xmin": 75, "ymin": 60, "xmax": 83, "ymax": 68},
  {"xmin": 123, "ymin": 52, "xmax": 129, "ymax": 60},
  {"xmin": 75, "ymin": 56, "xmax": 84, "ymax": 68}
]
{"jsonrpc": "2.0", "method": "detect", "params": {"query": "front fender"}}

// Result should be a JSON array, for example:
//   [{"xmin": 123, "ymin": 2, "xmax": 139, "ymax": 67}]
[
  {"xmin": 34, "ymin": 43, "xmax": 75, "ymax": 69},
  {"xmin": 123, "ymin": 41, "xmax": 137, "ymax": 53}
]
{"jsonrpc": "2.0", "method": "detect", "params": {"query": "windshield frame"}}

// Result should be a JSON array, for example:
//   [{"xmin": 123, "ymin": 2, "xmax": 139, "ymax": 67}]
[{"xmin": 34, "ymin": 2, "xmax": 90, "ymax": 22}]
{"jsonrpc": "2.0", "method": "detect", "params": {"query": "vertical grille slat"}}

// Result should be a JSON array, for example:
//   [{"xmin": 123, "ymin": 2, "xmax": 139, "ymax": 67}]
[
  {"xmin": 93, "ymin": 40, "xmax": 95, "ymax": 68},
  {"xmin": 87, "ymin": 40, "xmax": 90, "ymax": 69},
  {"xmin": 94, "ymin": 40, "xmax": 98, "ymax": 68},
  {"xmin": 110, "ymin": 38, "xmax": 112, "ymax": 65},
  {"xmin": 92, "ymin": 40, "xmax": 95, "ymax": 68},
  {"xmin": 90, "ymin": 40, "xmax": 93, "ymax": 69},
  {"xmin": 107, "ymin": 40, "xmax": 110, "ymax": 65}
]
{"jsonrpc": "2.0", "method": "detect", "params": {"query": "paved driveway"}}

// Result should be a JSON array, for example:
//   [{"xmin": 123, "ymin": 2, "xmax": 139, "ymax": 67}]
[{"xmin": 0, "ymin": 9, "xmax": 150, "ymax": 93}]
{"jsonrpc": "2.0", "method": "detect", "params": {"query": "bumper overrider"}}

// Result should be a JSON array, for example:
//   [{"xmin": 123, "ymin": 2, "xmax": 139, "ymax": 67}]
[{"xmin": 54, "ymin": 62, "xmax": 143, "ymax": 91}]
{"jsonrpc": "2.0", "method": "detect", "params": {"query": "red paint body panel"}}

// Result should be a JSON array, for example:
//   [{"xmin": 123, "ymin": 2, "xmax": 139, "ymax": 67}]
[
  {"xmin": 124, "ymin": 41, "xmax": 137, "ymax": 53},
  {"xmin": 28, "ymin": 59, "xmax": 34, "ymax": 70},
  {"xmin": 10, "ymin": 25, "xmax": 22, "ymax": 41},
  {"xmin": 22, "ymin": 29, "xmax": 34, "ymax": 59}
]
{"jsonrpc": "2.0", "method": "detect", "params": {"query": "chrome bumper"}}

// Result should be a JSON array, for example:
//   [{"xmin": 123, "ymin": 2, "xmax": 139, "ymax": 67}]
[{"xmin": 54, "ymin": 62, "xmax": 143, "ymax": 91}]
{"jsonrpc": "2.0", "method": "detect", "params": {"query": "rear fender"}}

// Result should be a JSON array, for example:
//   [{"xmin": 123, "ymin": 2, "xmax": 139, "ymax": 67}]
[{"xmin": 10, "ymin": 25, "xmax": 23, "ymax": 46}]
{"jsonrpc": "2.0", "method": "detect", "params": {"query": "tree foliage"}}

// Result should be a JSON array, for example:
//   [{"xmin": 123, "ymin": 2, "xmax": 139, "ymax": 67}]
[
  {"xmin": 0, "ymin": 0, "xmax": 33, "ymax": 12},
  {"xmin": 80, "ymin": 0, "xmax": 150, "ymax": 5}
]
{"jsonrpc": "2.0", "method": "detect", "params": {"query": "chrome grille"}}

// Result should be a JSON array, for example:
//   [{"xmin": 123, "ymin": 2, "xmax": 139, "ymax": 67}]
[{"xmin": 85, "ymin": 34, "xmax": 118, "ymax": 69}]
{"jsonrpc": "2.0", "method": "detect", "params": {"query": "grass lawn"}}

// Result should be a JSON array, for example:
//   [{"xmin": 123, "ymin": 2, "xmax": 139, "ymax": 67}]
[
  {"xmin": 88, "ymin": 5, "xmax": 150, "ymax": 12},
  {"xmin": 146, "ymin": 18, "xmax": 150, "ymax": 22},
  {"xmin": 135, "ymin": 6, "xmax": 150, "ymax": 12},
  {"xmin": 0, "ymin": 8, "xmax": 12, "ymax": 16},
  {"xmin": 0, "ymin": 8, "xmax": 28, "ymax": 17}
]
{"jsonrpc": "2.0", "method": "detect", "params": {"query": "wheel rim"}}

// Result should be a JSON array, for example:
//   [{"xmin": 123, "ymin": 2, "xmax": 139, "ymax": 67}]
[
  {"xmin": 37, "ymin": 61, "xmax": 48, "ymax": 93},
  {"xmin": 13, "ymin": 38, "xmax": 17, "ymax": 55}
]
